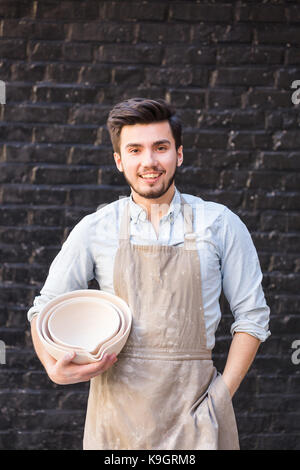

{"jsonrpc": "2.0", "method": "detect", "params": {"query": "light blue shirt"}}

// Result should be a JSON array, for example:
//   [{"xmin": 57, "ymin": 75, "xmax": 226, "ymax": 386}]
[{"xmin": 27, "ymin": 187, "xmax": 271, "ymax": 349}]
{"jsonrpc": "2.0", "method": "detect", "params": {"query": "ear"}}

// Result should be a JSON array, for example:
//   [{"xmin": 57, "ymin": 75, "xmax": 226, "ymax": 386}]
[
  {"xmin": 113, "ymin": 152, "xmax": 123, "ymax": 172},
  {"xmin": 176, "ymin": 145, "xmax": 183, "ymax": 167}
]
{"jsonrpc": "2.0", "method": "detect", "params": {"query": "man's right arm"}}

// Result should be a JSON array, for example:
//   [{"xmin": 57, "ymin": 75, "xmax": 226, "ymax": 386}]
[{"xmin": 28, "ymin": 214, "xmax": 118, "ymax": 384}]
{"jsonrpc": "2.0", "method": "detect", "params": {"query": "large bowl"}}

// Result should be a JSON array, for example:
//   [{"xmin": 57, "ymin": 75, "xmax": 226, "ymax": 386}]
[
  {"xmin": 36, "ymin": 289, "xmax": 132, "ymax": 364},
  {"xmin": 41, "ymin": 298, "xmax": 126, "ymax": 356},
  {"xmin": 47, "ymin": 297, "xmax": 121, "ymax": 354}
]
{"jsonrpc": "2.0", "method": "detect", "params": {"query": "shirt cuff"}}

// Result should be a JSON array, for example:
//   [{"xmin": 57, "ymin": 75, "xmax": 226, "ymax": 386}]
[
  {"xmin": 230, "ymin": 319, "xmax": 271, "ymax": 342},
  {"xmin": 27, "ymin": 307, "xmax": 39, "ymax": 323}
]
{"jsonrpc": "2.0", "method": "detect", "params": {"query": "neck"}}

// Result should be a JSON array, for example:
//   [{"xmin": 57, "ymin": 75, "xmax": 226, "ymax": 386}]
[{"xmin": 131, "ymin": 184, "xmax": 176, "ymax": 221}]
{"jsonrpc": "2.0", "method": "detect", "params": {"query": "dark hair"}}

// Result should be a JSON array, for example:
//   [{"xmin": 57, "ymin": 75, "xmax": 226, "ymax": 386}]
[{"xmin": 106, "ymin": 98, "xmax": 182, "ymax": 154}]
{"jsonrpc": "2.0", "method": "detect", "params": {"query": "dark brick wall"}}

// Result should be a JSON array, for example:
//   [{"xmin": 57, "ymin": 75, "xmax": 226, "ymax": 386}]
[{"xmin": 0, "ymin": 0, "xmax": 299, "ymax": 450}]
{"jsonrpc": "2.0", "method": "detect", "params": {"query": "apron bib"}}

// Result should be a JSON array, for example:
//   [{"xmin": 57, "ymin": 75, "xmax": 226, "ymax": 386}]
[{"xmin": 83, "ymin": 195, "xmax": 239, "ymax": 450}]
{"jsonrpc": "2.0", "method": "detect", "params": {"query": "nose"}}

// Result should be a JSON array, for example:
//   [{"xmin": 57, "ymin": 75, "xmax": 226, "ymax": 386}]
[{"xmin": 140, "ymin": 148, "xmax": 157, "ymax": 168}]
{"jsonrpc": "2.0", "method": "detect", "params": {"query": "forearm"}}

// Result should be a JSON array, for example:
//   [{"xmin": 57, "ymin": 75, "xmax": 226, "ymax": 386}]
[{"xmin": 222, "ymin": 332, "xmax": 261, "ymax": 398}]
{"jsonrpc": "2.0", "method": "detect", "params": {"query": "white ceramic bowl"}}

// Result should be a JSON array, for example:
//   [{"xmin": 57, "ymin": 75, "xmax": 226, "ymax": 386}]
[
  {"xmin": 41, "ymin": 297, "xmax": 126, "ymax": 356},
  {"xmin": 41, "ymin": 299, "xmax": 126, "ymax": 358},
  {"xmin": 47, "ymin": 297, "xmax": 121, "ymax": 354},
  {"xmin": 36, "ymin": 289, "xmax": 132, "ymax": 364}
]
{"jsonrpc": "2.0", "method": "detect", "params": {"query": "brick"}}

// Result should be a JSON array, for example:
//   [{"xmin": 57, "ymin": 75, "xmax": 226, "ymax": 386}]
[
  {"xmin": 197, "ymin": 109, "xmax": 264, "ymax": 129},
  {"xmin": 68, "ymin": 105, "xmax": 110, "ymax": 126},
  {"xmin": 0, "ymin": 2, "xmax": 33, "ymax": 19},
  {"xmin": 112, "ymin": 66, "xmax": 143, "ymax": 88},
  {"xmin": 207, "ymin": 24, "xmax": 252, "ymax": 44},
  {"xmin": 176, "ymin": 167, "xmax": 221, "ymax": 189},
  {"xmin": 166, "ymin": 89, "xmax": 206, "ymax": 108},
  {"xmin": 0, "ymin": 205, "xmax": 28, "ymax": 225},
  {"xmin": 2, "ymin": 184, "xmax": 68, "ymax": 205},
  {"xmin": 255, "ymin": 25, "xmax": 300, "ymax": 45},
  {"xmin": 31, "ymin": 164, "xmax": 98, "ymax": 185},
  {"xmin": 96, "ymin": 44, "xmax": 163, "ymax": 65},
  {"xmin": 285, "ymin": 48, "xmax": 300, "ymax": 65},
  {"xmin": 36, "ymin": 1, "xmax": 99, "ymax": 20},
  {"xmin": 0, "ymin": 123, "xmax": 33, "ymax": 142},
  {"xmin": 0, "ymin": 38, "xmax": 26, "ymax": 60},
  {"xmin": 0, "ymin": 225, "xmax": 63, "ymax": 246},
  {"xmin": 33, "ymin": 84, "xmax": 98, "ymax": 104},
  {"xmin": 28, "ymin": 40, "xmax": 63, "ymax": 61},
  {"xmin": 260, "ymin": 212, "xmax": 300, "ymax": 233},
  {"xmin": 144, "ymin": 66, "xmax": 193, "ymax": 87},
  {"xmin": 33, "ymin": 125, "xmax": 98, "ymax": 145},
  {"xmin": 243, "ymin": 191, "xmax": 300, "ymax": 211},
  {"xmin": 286, "ymin": 6, "xmax": 300, "ymax": 23},
  {"xmin": 163, "ymin": 45, "xmax": 216, "ymax": 66},
  {"xmin": 272, "ymin": 131, "xmax": 300, "ymax": 150},
  {"xmin": 275, "ymin": 68, "xmax": 300, "ymax": 89},
  {"xmin": 67, "ymin": 22, "xmax": 135, "ymax": 43},
  {"xmin": 1, "ymin": 19, "xmax": 65, "ymax": 40},
  {"xmin": 237, "ymin": 5, "xmax": 286, "ymax": 23},
  {"xmin": 217, "ymin": 45, "xmax": 284, "ymax": 66},
  {"xmin": 0, "ymin": 60, "xmax": 11, "ymax": 81},
  {"xmin": 265, "ymin": 110, "xmax": 300, "ymax": 130},
  {"xmin": 170, "ymin": 3, "xmax": 233, "ymax": 23},
  {"xmin": 228, "ymin": 131, "xmax": 272, "ymax": 150},
  {"xmin": 10, "ymin": 63, "xmax": 46, "ymax": 82},
  {"xmin": 247, "ymin": 89, "xmax": 291, "ymax": 108},
  {"xmin": 212, "ymin": 67, "xmax": 274, "ymax": 86},
  {"xmin": 68, "ymin": 185, "xmax": 128, "ymax": 207},
  {"xmin": 45, "ymin": 63, "xmax": 82, "ymax": 83},
  {"xmin": 138, "ymin": 23, "xmax": 191, "ymax": 44},
  {"xmin": 78, "ymin": 65, "xmax": 111, "ymax": 85},
  {"xmin": 3, "ymin": 143, "xmax": 70, "ymax": 164},
  {"xmin": 0, "ymin": 162, "xmax": 32, "ymax": 184},
  {"xmin": 63, "ymin": 42, "xmax": 93, "ymax": 62},
  {"xmin": 260, "ymin": 152, "xmax": 300, "ymax": 170},
  {"xmin": 68, "ymin": 145, "xmax": 114, "ymax": 166},
  {"xmin": 4, "ymin": 104, "xmax": 68, "ymax": 123},
  {"xmin": 207, "ymin": 88, "xmax": 243, "ymax": 108},
  {"xmin": 99, "ymin": 2, "xmax": 167, "ymax": 22},
  {"xmin": 5, "ymin": 83, "xmax": 33, "ymax": 102}
]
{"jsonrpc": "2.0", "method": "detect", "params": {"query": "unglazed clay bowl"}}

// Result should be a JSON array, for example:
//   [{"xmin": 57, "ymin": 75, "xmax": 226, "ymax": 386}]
[
  {"xmin": 47, "ymin": 297, "xmax": 120, "ymax": 354},
  {"xmin": 36, "ymin": 289, "xmax": 132, "ymax": 364},
  {"xmin": 42, "ymin": 297, "xmax": 126, "ymax": 356}
]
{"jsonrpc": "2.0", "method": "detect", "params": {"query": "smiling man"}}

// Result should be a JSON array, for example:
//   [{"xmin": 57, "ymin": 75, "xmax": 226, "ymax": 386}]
[{"xmin": 28, "ymin": 98, "xmax": 271, "ymax": 450}]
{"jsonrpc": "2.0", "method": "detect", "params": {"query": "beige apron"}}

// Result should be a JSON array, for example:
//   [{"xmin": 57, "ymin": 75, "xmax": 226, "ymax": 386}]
[{"xmin": 83, "ymin": 195, "xmax": 239, "ymax": 450}]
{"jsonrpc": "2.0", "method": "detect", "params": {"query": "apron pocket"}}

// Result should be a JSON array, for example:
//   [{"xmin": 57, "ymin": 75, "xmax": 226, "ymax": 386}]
[{"xmin": 190, "ymin": 371, "xmax": 239, "ymax": 450}]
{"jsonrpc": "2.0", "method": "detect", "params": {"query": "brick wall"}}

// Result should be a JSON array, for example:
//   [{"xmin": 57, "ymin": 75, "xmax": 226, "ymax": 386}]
[{"xmin": 0, "ymin": 0, "xmax": 299, "ymax": 450}]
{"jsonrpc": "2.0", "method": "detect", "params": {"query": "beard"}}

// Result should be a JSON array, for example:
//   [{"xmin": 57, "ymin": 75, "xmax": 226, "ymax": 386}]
[{"xmin": 123, "ymin": 165, "xmax": 177, "ymax": 200}]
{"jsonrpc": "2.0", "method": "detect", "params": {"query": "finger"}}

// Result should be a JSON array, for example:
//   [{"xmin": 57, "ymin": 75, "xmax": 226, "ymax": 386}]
[{"xmin": 80, "ymin": 354, "xmax": 118, "ymax": 380}]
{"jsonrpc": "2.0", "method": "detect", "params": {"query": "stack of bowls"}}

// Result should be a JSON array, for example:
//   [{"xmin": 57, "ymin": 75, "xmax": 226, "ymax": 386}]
[{"xmin": 36, "ymin": 289, "xmax": 132, "ymax": 364}]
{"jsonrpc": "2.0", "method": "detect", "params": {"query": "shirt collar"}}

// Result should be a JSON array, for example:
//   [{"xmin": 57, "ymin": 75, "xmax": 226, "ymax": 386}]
[{"xmin": 129, "ymin": 186, "xmax": 182, "ymax": 225}]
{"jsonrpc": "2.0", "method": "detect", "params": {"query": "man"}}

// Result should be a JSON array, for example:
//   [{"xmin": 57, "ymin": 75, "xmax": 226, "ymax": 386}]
[{"xmin": 28, "ymin": 98, "xmax": 271, "ymax": 450}]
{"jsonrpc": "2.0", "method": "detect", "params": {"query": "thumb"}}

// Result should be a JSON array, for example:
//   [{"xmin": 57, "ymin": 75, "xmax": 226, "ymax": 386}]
[{"xmin": 59, "ymin": 351, "xmax": 76, "ymax": 366}]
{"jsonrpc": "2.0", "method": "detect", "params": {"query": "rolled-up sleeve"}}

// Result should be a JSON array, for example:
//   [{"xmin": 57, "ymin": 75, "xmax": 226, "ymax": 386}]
[
  {"xmin": 27, "ymin": 215, "xmax": 94, "ymax": 322},
  {"xmin": 220, "ymin": 207, "xmax": 271, "ymax": 342}
]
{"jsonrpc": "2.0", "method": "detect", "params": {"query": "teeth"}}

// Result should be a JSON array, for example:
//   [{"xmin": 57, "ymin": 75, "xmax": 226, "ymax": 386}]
[{"xmin": 141, "ymin": 174, "xmax": 161, "ymax": 178}]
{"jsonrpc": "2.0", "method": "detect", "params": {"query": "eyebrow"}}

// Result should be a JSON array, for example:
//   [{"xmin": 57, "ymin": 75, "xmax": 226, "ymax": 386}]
[{"xmin": 124, "ymin": 139, "xmax": 171, "ymax": 149}]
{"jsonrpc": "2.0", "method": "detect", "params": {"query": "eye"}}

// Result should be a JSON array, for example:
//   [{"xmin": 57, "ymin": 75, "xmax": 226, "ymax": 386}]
[
  {"xmin": 129, "ymin": 148, "xmax": 139, "ymax": 153},
  {"xmin": 157, "ymin": 146, "xmax": 167, "ymax": 151}
]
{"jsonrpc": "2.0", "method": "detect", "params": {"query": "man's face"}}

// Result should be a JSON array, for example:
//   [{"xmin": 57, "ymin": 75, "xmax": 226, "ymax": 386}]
[{"xmin": 113, "ymin": 121, "xmax": 183, "ymax": 202}]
